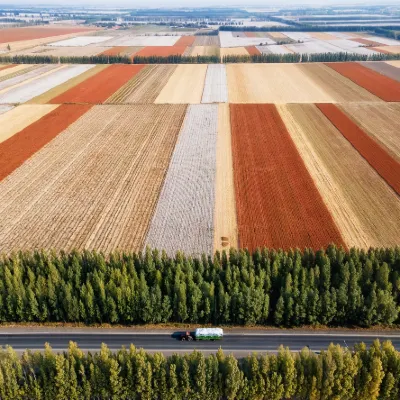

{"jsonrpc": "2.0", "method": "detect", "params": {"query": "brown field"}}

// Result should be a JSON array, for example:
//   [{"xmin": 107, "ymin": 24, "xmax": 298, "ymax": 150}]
[
  {"xmin": 107, "ymin": 65, "xmax": 177, "ymax": 104},
  {"xmin": 244, "ymin": 32, "xmax": 257, "ymax": 37},
  {"xmin": 174, "ymin": 36, "xmax": 195, "ymax": 46},
  {"xmin": 278, "ymin": 104, "xmax": 400, "ymax": 248},
  {"xmin": 99, "ymin": 46, "xmax": 130, "ymax": 56},
  {"xmin": 188, "ymin": 46, "xmax": 220, "ymax": 56},
  {"xmin": 0, "ymin": 104, "xmax": 187, "ymax": 253},
  {"xmin": 245, "ymin": 46, "xmax": 261, "ymax": 55},
  {"xmin": 0, "ymin": 104, "xmax": 58, "ymax": 143},
  {"xmin": 339, "ymin": 103, "xmax": 400, "ymax": 162},
  {"xmin": 268, "ymin": 32, "xmax": 289, "ymax": 39},
  {"xmin": 214, "ymin": 103, "xmax": 238, "ymax": 251},
  {"xmin": 372, "ymin": 46, "xmax": 400, "ymax": 54},
  {"xmin": 135, "ymin": 46, "xmax": 187, "ymax": 57},
  {"xmin": 309, "ymin": 32, "xmax": 339, "ymax": 40},
  {"xmin": 155, "ymin": 64, "xmax": 207, "ymax": 104},
  {"xmin": 298, "ymin": 63, "xmax": 381, "ymax": 102},
  {"xmin": 0, "ymin": 64, "xmax": 15, "ymax": 73},
  {"xmin": 119, "ymin": 47, "xmax": 143, "ymax": 57},
  {"xmin": 192, "ymin": 36, "xmax": 220, "ymax": 46},
  {"xmin": 227, "ymin": 64, "xmax": 333, "ymax": 103},
  {"xmin": 386, "ymin": 60, "xmax": 400, "ymax": 68},
  {"xmin": 0, "ymin": 26, "xmax": 97, "ymax": 44},
  {"xmin": 28, "ymin": 65, "xmax": 108, "ymax": 104},
  {"xmin": 370, "ymin": 47, "xmax": 392, "ymax": 54},
  {"xmin": 350, "ymin": 38, "xmax": 387, "ymax": 47},
  {"xmin": 220, "ymin": 47, "xmax": 249, "ymax": 58}
]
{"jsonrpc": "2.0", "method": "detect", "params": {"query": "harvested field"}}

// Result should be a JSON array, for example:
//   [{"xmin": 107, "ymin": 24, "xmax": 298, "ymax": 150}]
[
  {"xmin": 99, "ymin": 46, "xmax": 130, "ymax": 56},
  {"xmin": 107, "ymin": 65, "xmax": 177, "ymax": 104},
  {"xmin": 0, "ymin": 26, "xmax": 96, "ymax": 44},
  {"xmin": 8, "ymin": 45, "xmax": 107, "ymax": 57},
  {"xmin": 220, "ymin": 47, "xmax": 249, "ymax": 57},
  {"xmin": 227, "ymin": 64, "xmax": 333, "ymax": 103},
  {"xmin": 350, "ymin": 38, "xmax": 387, "ymax": 47},
  {"xmin": 256, "ymin": 45, "xmax": 293, "ymax": 55},
  {"xmin": 28, "ymin": 65, "xmax": 108, "ymax": 104},
  {"xmin": 0, "ymin": 64, "xmax": 59, "ymax": 92},
  {"xmin": 0, "ymin": 105, "xmax": 13, "ymax": 115},
  {"xmin": 155, "ymin": 65, "xmax": 207, "ymax": 104},
  {"xmin": 325, "ymin": 39, "xmax": 378, "ymax": 55},
  {"xmin": 309, "ymin": 32, "xmax": 339, "ymax": 40},
  {"xmin": 286, "ymin": 41, "xmax": 348, "ymax": 54},
  {"xmin": 372, "ymin": 46, "xmax": 400, "ymax": 54},
  {"xmin": 269, "ymin": 32, "xmax": 289, "ymax": 39},
  {"xmin": 339, "ymin": 103, "xmax": 400, "ymax": 162},
  {"xmin": 230, "ymin": 103, "xmax": 344, "ymax": 250},
  {"xmin": 119, "ymin": 47, "xmax": 143, "ymax": 57},
  {"xmin": 50, "ymin": 65, "xmax": 145, "ymax": 104},
  {"xmin": 135, "ymin": 46, "xmax": 187, "ymax": 57},
  {"xmin": 202, "ymin": 65, "xmax": 228, "ymax": 104},
  {"xmin": 282, "ymin": 32, "xmax": 313, "ymax": 41},
  {"xmin": 174, "ymin": 36, "xmax": 195, "ymax": 46},
  {"xmin": 364, "ymin": 36, "xmax": 400, "ymax": 46},
  {"xmin": 245, "ymin": 46, "xmax": 261, "ymax": 55},
  {"xmin": 0, "ymin": 104, "xmax": 58, "ymax": 143},
  {"xmin": 214, "ymin": 103, "xmax": 237, "ymax": 251},
  {"xmin": 244, "ymin": 32, "xmax": 257, "ymax": 37},
  {"xmin": 371, "ymin": 47, "xmax": 393, "ymax": 54},
  {"xmin": 0, "ymin": 64, "xmax": 23, "ymax": 76},
  {"xmin": 326, "ymin": 62, "xmax": 400, "ymax": 101},
  {"xmin": 298, "ymin": 63, "xmax": 380, "ymax": 102},
  {"xmin": 386, "ymin": 60, "xmax": 400, "ymax": 68},
  {"xmin": 103, "ymin": 36, "xmax": 180, "ymax": 47},
  {"xmin": 0, "ymin": 64, "xmax": 39, "ymax": 82},
  {"xmin": 0, "ymin": 104, "xmax": 91, "ymax": 181},
  {"xmin": 189, "ymin": 45, "xmax": 219, "ymax": 56},
  {"xmin": 359, "ymin": 61, "xmax": 400, "ymax": 82},
  {"xmin": 145, "ymin": 104, "xmax": 218, "ymax": 256},
  {"xmin": 278, "ymin": 104, "xmax": 400, "ymax": 248},
  {"xmin": 0, "ymin": 104, "xmax": 187, "ymax": 253},
  {"xmin": 0, "ymin": 65, "xmax": 15, "ymax": 72},
  {"xmin": 0, "ymin": 65, "xmax": 94, "ymax": 104},
  {"xmin": 192, "ymin": 36, "xmax": 220, "ymax": 46},
  {"xmin": 317, "ymin": 103, "xmax": 400, "ymax": 195},
  {"xmin": 48, "ymin": 36, "xmax": 113, "ymax": 47},
  {"xmin": 220, "ymin": 31, "xmax": 275, "ymax": 48}
]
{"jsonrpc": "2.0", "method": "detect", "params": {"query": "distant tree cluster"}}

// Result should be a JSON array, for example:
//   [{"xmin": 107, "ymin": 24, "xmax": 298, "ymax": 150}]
[
  {"xmin": 1, "ymin": 340, "xmax": 399, "ymax": 399},
  {"xmin": 0, "ymin": 246, "xmax": 399, "ymax": 327},
  {"xmin": 219, "ymin": 24, "xmax": 400, "ymax": 32}
]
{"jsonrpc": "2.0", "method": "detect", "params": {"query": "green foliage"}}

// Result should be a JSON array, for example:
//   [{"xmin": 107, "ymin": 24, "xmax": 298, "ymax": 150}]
[
  {"xmin": 0, "ymin": 340, "xmax": 399, "ymax": 399},
  {"xmin": 0, "ymin": 246, "xmax": 400, "ymax": 327},
  {"xmin": 132, "ymin": 55, "xmax": 220, "ymax": 64}
]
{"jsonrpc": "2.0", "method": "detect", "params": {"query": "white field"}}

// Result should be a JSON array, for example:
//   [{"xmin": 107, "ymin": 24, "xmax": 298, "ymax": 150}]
[
  {"xmin": 286, "ymin": 41, "xmax": 344, "ymax": 54},
  {"xmin": 48, "ymin": 36, "xmax": 113, "ymax": 47},
  {"xmin": 202, "ymin": 65, "xmax": 228, "ymax": 104},
  {"xmin": 257, "ymin": 45, "xmax": 293, "ymax": 54},
  {"xmin": 325, "ymin": 39, "xmax": 379, "ymax": 55},
  {"xmin": 0, "ymin": 105, "xmax": 13, "ymax": 115},
  {"xmin": 282, "ymin": 32, "xmax": 313, "ymax": 41},
  {"xmin": 219, "ymin": 31, "xmax": 275, "ymax": 48},
  {"xmin": 328, "ymin": 32, "xmax": 360, "ymax": 39},
  {"xmin": 0, "ymin": 65, "xmax": 95, "ymax": 104},
  {"xmin": 100, "ymin": 36, "xmax": 180, "ymax": 47},
  {"xmin": 363, "ymin": 36, "xmax": 400, "ymax": 46},
  {"xmin": 0, "ymin": 64, "xmax": 58, "ymax": 91},
  {"xmin": 145, "ymin": 104, "xmax": 218, "ymax": 256},
  {"xmin": 0, "ymin": 64, "xmax": 32, "ymax": 79},
  {"xmin": 10, "ymin": 45, "xmax": 108, "ymax": 57}
]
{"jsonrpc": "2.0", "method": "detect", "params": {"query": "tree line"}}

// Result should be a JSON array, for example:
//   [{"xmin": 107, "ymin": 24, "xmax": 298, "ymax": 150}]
[
  {"xmin": 219, "ymin": 24, "xmax": 400, "ymax": 32},
  {"xmin": 0, "ymin": 245, "xmax": 399, "ymax": 327},
  {"xmin": 0, "ymin": 340, "xmax": 399, "ymax": 399},
  {"xmin": 132, "ymin": 55, "xmax": 220, "ymax": 64}
]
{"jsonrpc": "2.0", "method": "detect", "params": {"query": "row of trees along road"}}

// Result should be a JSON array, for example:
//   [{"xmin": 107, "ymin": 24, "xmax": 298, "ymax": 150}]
[
  {"xmin": 0, "ymin": 340, "xmax": 399, "ymax": 400},
  {"xmin": 0, "ymin": 245, "xmax": 399, "ymax": 327}
]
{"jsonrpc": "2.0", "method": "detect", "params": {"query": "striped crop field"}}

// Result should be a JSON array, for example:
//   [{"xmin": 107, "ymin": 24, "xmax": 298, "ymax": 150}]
[{"xmin": 0, "ymin": 61, "xmax": 398, "ymax": 255}]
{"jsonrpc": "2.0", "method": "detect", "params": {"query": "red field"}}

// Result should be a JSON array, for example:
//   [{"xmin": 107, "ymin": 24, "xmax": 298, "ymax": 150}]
[
  {"xmin": 0, "ymin": 27, "xmax": 96, "ymax": 44},
  {"xmin": 99, "ymin": 46, "xmax": 130, "ymax": 56},
  {"xmin": 326, "ymin": 62, "xmax": 400, "ymax": 101},
  {"xmin": 244, "ymin": 32, "xmax": 257, "ymax": 37},
  {"xmin": 50, "ymin": 65, "xmax": 145, "ymax": 104},
  {"xmin": 135, "ymin": 46, "xmax": 187, "ymax": 57},
  {"xmin": 317, "ymin": 103, "xmax": 400, "ymax": 195},
  {"xmin": 230, "ymin": 103, "xmax": 344, "ymax": 250},
  {"xmin": 0, "ymin": 104, "xmax": 91, "ymax": 182},
  {"xmin": 245, "ymin": 46, "xmax": 261, "ymax": 55},
  {"xmin": 174, "ymin": 36, "xmax": 196, "ymax": 46},
  {"xmin": 350, "ymin": 38, "xmax": 386, "ymax": 47}
]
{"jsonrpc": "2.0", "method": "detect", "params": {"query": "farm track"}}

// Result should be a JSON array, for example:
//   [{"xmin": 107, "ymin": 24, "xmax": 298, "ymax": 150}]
[
  {"xmin": 214, "ymin": 104, "xmax": 238, "ymax": 251},
  {"xmin": 192, "ymin": 36, "xmax": 220, "ymax": 46},
  {"xmin": 50, "ymin": 65, "xmax": 145, "ymax": 104},
  {"xmin": 359, "ymin": 61, "xmax": 400, "ymax": 83},
  {"xmin": 0, "ymin": 104, "xmax": 91, "ymax": 181},
  {"xmin": 326, "ymin": 62, "xmax": 400, "ymax": 101},
  {"xmin": 338, "ymin": 103, "xmax": 400, "ymax": 163},
  {"xmin": 107, "ymin": 65, "xmax": 177, "ymax": 104},
  {"xmin": 155, "ymin": 65, "xmax": 207, "ymax": 104},
  {"xmin": 29, "ymin": 65, "xmax": 108, "ymax": 104},
  {"xmin": 317, "ymin": 103, "xmax": 400, "ymax": 195},
  {"xmin": 298, "ymin": 64, "xmax": 381, "ymax": 102},
  {"xmin": 201, "ymin": 65, "xmax": 228, "ymax": 104},
  {"xmin": 135, "ymin": 46, "xmax": 187, "ymax": 57},
  {"xmin": 0, "ymin": 104, "xmax": 187, "ymax": 253},
  {"xmin": 230, "ymin": 104, "xmax": 344, "ymax": 251},
  {"xmin": 278, "ymin": 104, "xmax": 400, "ymax": 248},
  {"xmin": 145, "ymin": 104, "xmax": 218, "ymax": 256},
  {"xmin": 0, "ymin": 104, "xmax": 58, "ymax": 143},
  {"xmin": 227, "ymin": 64, "xmax": 333, "ymax": 103}
]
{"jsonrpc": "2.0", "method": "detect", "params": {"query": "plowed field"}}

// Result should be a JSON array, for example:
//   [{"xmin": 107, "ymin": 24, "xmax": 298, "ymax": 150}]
[
  {"xmin": 50, "ymin": 65, "xmax": 145, "ymax": 104},
  {"xmin": 230, "ymin": 104, "xmax": 344, "ymax": 250},
  {"xmin": 174, "ymin": 36, "xmax": 195, "ymax": 46},
  {"xmin": 326, "ymin": 62, "xmax": 400, "ymax": 101},
  {"xmin": 155, "ymin": 65, "xmax": 207, "ymax": 104},
  {"xmin": 100, "ymin": 46, "xmax": 130, "ymax": 56},
  {"xmin": 192, "ymin": 36, "xmax": 220, "ymax": 46},
  {"xmin": 0, "ymin": 104, "xmax": 187, "ymax": 253},
  {"xmin": 188, "ymin": 46, "xmax": 220, "ymax": 57},
  {"xmin": 350, "ymin": 38, "xmax": 386, "ymax": 47},
  {"xmin": 107, "ymin": 65, "xmax": 177, "ymax": 104},
  {"xmin": 135, "ymin": 46, "xmax": 187, "ymax": 57},
  {"xmin": 339, "ymin": 103, "xmax": 400, "ymax": 162},
  {"xmin": 245, "ymin": 46, "xmax": 261, "ymax": 55},
  {"xmin": 278, "ymin": 104, "xmax": 400, "ymax": 248},
  {"xmin": 0, "ymin": 104, "xmax": 91, "ymax": 181},
  {"xmin": 317, "ymin": 103, "xmax": 400, "ymax": 195},
  {"xmin": 0, "ymin": 64, "xmax": 39, "ymax": 83},
  {"xmin": 359, "ymin": 61, "xmax": 400, "ymax": 83}
]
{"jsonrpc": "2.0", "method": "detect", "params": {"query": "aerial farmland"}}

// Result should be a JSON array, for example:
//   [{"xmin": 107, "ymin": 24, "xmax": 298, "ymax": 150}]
[{"xmin": 0, "ymin": 5, "xmax": 399, "ymax": 256}]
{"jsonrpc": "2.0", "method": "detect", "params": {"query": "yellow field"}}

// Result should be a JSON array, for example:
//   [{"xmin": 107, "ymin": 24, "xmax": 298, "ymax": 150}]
[{"xmin": 220, "ymin": 47, "xmax": 249, "ymax": 58}]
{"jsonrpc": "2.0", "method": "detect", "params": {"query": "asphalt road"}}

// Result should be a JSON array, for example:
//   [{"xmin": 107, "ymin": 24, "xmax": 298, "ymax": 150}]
[{"xmin": 1, "ymin": 332, "xmax": 400, "ymax": 355}]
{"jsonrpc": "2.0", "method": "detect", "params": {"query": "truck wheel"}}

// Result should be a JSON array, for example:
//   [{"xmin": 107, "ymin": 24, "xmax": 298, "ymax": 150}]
[
  {"xmin": 188, "ymin": 336, "xmax": 193, "ymax": 341},
  {"xmin": 181, "ymin": 337, "xmax": 186, "ymax": 341}
]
